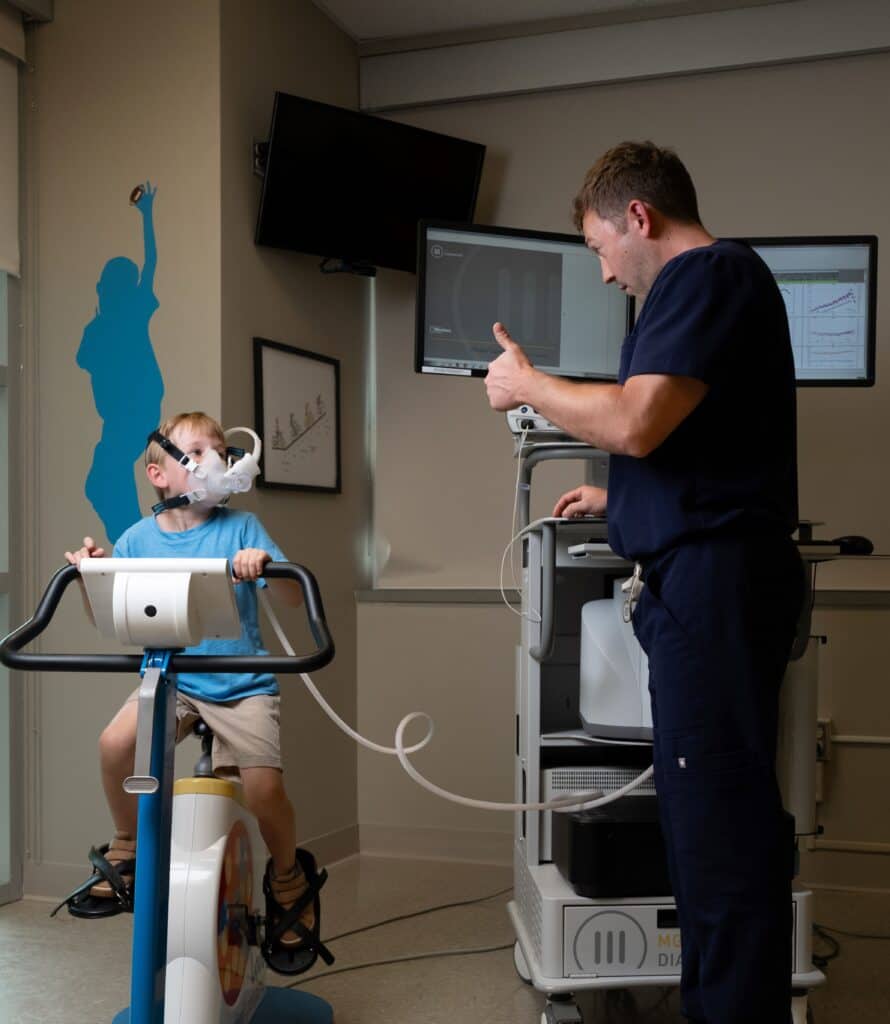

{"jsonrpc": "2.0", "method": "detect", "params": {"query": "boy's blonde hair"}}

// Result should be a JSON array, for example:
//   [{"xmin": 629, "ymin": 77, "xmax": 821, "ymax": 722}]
[{"xmin": 145, "ymin": 411, "xmax": 225, "ymax": 500}]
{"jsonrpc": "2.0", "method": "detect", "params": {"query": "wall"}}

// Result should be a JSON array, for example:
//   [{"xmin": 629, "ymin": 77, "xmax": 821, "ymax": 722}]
[
  {"xmin": 21, "ymin": 0, "xmax": 215, "ymax": 898},
  {"xmin": 358, "ymin": 51, "xmax": 890, "ymax": 886},
  {"xmin": 218, "ymin": 0, "xmax": 364, "ymax": 863}
]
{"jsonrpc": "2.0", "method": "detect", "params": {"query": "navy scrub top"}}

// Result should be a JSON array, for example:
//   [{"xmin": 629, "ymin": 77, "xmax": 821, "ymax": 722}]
[{"xmin": 607, "ymin": 240, "xmax": 798, "ymax": 563}]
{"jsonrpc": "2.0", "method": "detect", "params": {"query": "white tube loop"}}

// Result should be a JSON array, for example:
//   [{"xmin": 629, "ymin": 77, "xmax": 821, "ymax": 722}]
[{"xmin": 261, "ymin": 589, "xmax": 654, "ymax": 813}]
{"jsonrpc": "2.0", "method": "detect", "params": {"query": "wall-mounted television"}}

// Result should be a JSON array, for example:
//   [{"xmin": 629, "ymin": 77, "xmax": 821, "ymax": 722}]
[
  {"xmin": 255, "ymin": 93, "xmax": 486, "ymax": 275},
  {"xmin": 740, "ymin": 235, "xmax": 878, "ymax": 386},
  {"xmin": 415, "ymin": 221, "xmax": 634, "ymax": 380}
]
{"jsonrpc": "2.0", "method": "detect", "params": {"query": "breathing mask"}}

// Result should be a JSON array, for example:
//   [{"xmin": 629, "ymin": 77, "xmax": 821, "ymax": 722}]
[{"xmin": 148, "ymin": 426, "xmax": 262, "ymax": 516}]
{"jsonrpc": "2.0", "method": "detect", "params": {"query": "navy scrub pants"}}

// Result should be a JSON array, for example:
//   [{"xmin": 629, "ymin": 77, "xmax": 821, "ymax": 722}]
[{"xmin": 632, "ymin": 532, "xmax": 804, "ymax": 1024}]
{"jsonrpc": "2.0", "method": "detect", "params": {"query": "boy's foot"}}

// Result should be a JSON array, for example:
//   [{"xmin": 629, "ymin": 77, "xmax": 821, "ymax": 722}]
[
  {"xmin": 269, "ymin": 860, "xmax": 314, "ymax": 945},
  {"xmin": 262, "ymin": 847, "xmax": 335, "ymax": 975},
  {"xmin": 51, "ymin": 834, "xmax": 136, "ymax": 919}
]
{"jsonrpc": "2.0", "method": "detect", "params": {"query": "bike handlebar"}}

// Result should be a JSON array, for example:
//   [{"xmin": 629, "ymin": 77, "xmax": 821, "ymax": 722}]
[{"xmin": 0, "ymin": 561, "xmax": 335, "ymax": 674}]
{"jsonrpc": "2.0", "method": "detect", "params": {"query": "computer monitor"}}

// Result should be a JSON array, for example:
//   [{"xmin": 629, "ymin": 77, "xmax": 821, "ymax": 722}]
[
  {"xmin": 742, "ymin": 236, "xmax": 877, "ymax": 386},
  {"xmin": 415, "ymin": 221, "xmax": 634, "ymax": 380}
]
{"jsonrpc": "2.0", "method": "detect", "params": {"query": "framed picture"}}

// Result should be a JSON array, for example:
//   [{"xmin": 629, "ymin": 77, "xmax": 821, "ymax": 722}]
[{"xmin": 253, "ymin": 337, "xmax": 341, "ymax": 493}]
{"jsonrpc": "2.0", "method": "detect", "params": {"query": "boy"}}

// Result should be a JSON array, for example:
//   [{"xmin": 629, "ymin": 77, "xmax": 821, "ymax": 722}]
[{"xmin": 62, "ymin": 410, "xmax": 331, "ymax": 975}]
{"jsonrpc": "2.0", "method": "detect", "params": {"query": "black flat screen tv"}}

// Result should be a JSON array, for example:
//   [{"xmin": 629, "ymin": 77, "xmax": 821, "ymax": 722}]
[{"xmin": 255, "ymin": 93, "xmax": 486, "ymax": 274}]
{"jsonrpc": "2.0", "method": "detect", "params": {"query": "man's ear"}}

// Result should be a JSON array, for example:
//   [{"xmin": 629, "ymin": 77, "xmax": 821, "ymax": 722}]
[{"xmin": 626, "ymin": 199, "xmax": 655, "ymax": 238}]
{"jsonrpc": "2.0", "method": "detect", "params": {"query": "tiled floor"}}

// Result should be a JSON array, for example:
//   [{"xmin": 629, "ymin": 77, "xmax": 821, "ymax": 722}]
[{"xmin": 0, "ymin": 856, "xmax": 887, "ymax": 1023}]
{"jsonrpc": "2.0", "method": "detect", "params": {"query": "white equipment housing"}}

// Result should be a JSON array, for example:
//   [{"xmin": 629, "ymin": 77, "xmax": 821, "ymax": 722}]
[
  {"xmin": 510, "ymin": 440, "xmax": 827, "ymax": 1024},
  {"xmin": 80, "ymin": 558, "xmax": 240, "ymax": 648},
  {"xmin": 165, "ymin": 779, "xmax": 267, "ymax": 1023},
  {"xmin": 579, "ymin": 582, "xmax": 651, "ymax": 740}
]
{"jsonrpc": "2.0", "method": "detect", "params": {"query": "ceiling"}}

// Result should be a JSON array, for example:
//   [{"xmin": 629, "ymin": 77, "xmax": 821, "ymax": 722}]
[{"xmin": 311, "ymin": 0, "xmax": 791, "ymax": 48}]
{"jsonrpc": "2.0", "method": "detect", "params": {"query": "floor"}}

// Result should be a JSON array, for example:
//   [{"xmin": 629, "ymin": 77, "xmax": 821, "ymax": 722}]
[{"xmin": 0, "ymin": 856, "xmax": 888, "ymax": 1023}]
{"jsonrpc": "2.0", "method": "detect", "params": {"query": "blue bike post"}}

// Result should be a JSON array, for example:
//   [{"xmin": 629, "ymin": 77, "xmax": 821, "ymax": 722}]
[{"xmin": 113, "ymin": 650, "xmax": 178, "ymax": 1024}]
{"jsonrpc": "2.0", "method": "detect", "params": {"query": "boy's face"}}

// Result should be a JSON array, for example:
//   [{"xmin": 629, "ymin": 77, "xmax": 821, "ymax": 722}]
[{"xmin": 154, "ymin": 426, "xmax": 226, "ymax": 498}]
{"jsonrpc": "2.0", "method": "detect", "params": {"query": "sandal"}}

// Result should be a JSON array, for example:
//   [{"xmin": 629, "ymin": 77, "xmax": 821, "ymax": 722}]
[
  {"xmin": 262, "ymin": 847, "xmax": 334, "ymax": 975},
  {"xmin": 51, "ymin": 835, "xmax": 136, "ymax": 919}
]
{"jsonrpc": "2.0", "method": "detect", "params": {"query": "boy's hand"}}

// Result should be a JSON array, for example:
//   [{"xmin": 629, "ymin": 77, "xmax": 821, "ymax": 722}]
[
  {"xmin": 65, "ymin": 536, "xmax": 106, "ymax": 569},
  {"xmin": 232, "ymin": 548, "xmax": 271, "ymax": 583}
]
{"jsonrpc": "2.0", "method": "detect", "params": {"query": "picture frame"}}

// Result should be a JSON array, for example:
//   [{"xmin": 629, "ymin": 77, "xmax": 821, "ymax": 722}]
[{"xmin": 253, "ymin": 337, "xmax": 341, "ymax": 493}]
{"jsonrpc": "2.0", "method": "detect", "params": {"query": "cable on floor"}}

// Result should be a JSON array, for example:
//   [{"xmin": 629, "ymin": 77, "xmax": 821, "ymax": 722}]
[
  {"xmin": 811, "ymin": 919, "xmax": 890, "ymax": 974},
  {"xmin": 286, "ymin": 942, "xmax": 514, "ymax": 986},
  {"xmin": 323, "ymin": 886, "xmax": 512, "ymax": 943}
]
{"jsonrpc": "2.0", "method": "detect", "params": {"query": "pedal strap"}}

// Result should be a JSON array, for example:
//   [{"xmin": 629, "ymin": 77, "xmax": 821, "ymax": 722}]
[
  {"xmin": 86, "ymin": 846, "xmax": 135, "ymax": 911},
  {"xmin": 266, "ymin": 865, "xmax": 333, "ymax": 964},
  {"xmin": 49, "ymin": 843, "xmax": 135, "ymax": 917}
]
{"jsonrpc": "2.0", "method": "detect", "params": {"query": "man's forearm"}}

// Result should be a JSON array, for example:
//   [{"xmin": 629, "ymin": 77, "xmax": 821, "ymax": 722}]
[{"xmin": 521, "ymin": 371, "xmax": 636, "ymax": 454}]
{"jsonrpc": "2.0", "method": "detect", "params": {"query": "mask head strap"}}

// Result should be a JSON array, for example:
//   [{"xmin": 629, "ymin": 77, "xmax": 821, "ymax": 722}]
[
  {"xmin": 151, "ymin": 494, "xmax": 193, "ymax": 517},
  {"xmin": 146, "ymin": 430, "xmax": 203, "ymax": 475}
]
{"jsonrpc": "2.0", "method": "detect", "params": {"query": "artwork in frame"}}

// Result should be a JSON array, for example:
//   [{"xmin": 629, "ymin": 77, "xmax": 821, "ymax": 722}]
[{"xmin": 253, "ymin": 337, "xmax": 341, "ymax": 493}]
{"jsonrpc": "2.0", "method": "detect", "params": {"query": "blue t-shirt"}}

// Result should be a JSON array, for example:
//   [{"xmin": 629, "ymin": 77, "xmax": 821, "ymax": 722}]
[
  {"xmin": 607, "ymin": 240, "xmax": 798, "ymax": 562},
  {"xmin": 113, "ymin": 508, "xmax": 286, "ymax": 701}
]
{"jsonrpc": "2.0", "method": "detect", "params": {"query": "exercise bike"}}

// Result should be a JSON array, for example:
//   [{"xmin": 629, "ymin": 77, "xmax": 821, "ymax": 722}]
[{"xmin": 1, "ymin": 557, "xmax": 336, "ymax": 1024}]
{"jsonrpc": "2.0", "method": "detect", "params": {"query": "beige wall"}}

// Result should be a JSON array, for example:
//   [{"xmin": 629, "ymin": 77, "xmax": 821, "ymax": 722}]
[
  {"xmin": 17, "ymin": 2, "xmax": 890, "ymax": 895},
  {"xmin": 357, "ymin": 602, "xmax": 516, "ymax": 863},
  {"xmin": 20, "ymin": 0, "xmax": 364, "ymax": 898},
  {"xmin": 374, "ymin": 51, "xmax": 890, "ymax": 586},
  {"xmin": 360, "ymin": 52, "xmax": 890, "ymax": 887},
  {"xmin": 23, "ymin": 0, "xmax": 223, "ymax": 897},
  {"xmin": 219, "ymin": 0, "xmax": 364, "ymax": 860}
]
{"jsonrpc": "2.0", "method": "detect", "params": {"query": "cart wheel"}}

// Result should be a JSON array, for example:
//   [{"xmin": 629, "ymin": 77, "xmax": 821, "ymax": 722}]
[
  {"xmin": 513, "ymin": 940, "xmax": 531, "ymax": 983},
  {"xmin": 791, "ymin": 993, "xmax": 810, "ymax": 1024},
  {"xmin": 542, "ymin": 998, "xmax": 583, "ymax": 1024}
]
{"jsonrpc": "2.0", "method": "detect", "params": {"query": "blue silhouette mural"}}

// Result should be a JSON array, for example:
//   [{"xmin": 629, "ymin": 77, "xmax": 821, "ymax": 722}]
[{"xmin": 77, "ymin": 181, "xmax": 164, "ymax": 542}]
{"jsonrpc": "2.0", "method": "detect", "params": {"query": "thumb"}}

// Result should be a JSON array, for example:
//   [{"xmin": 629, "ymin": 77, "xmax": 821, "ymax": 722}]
[{"xmin": 492, "ymin": 322, "xmax": 518, "ymax": 352}]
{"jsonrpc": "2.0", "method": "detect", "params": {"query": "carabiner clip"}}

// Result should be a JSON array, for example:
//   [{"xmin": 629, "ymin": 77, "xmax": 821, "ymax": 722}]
[{"xmin": 621, "ymin": 563, "xmax": 644, "ymax": 623}]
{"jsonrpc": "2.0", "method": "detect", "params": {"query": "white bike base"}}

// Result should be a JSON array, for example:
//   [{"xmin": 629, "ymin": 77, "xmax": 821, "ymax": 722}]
[
  {"xmin": 113, "ymin": 776, "xmax": 334, "ymax": 1023},
  {"xmin": 113, "ymin": 987, "xmax": 333, "ymax": 1023}
]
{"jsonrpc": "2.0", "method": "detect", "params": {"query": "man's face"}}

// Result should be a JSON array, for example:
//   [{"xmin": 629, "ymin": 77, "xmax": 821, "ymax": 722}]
[{"xmin": 581, "ymin": 208, "xmax": 654, "ymax": 300}]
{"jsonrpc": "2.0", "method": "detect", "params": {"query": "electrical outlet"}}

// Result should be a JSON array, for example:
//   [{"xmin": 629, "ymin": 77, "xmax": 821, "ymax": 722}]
[{"xmin": 816, "ymin": 718, "xmax": 832, "ymax": 762}]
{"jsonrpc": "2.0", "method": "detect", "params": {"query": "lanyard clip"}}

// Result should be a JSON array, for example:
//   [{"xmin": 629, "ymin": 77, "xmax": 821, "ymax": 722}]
[{"xmin": 621, "ymin": 563, "xmax": 644, "ymax": 623}]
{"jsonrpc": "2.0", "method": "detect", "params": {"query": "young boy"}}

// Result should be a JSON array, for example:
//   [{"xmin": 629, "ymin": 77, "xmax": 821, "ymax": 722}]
[{"xmin": 62, "ymin": 410, "xmax": 331, "ymax": 975}]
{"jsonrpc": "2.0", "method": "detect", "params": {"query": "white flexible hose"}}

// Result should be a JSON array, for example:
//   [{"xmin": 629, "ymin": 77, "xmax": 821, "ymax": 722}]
[{"xmin": 259, "ymin": 589, "xmax": 654, "ymax": 813}]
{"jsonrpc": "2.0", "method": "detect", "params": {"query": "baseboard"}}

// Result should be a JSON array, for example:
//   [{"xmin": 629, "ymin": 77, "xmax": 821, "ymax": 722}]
[
  {"xmin": 303, "ymin": 823, "xmax": 360, "ymax": 868},
  {"xmin": 24, "ymin": 823, "xmax": 361, "ymax": 903},
  {"xmin": 24, "ymin": 860, "xmax": 86, "ymax": 904},
  {"xmin": 804, "ymin": 880, "xmax": 890, "ymax": 896},
  {"xmin": 798, "ymin": 847, "xmax": 890, "ymax": 894},
  {"xmin": 358, "ymin": 823, "xmax": 512, "ymax": 865}
]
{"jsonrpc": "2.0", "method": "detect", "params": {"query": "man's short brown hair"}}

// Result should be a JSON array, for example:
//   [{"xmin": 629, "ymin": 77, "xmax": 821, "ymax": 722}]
[{"xmin": 572, "ymin": 141, "xmax": 702, "ymax": 231}]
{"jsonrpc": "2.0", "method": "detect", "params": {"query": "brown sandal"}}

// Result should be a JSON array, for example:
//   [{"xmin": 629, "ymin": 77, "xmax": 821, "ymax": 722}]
[
  {"xmin": 52, "ymin": 834, "xmax": 136, "ymax": 919},
  {"xmin": 262, "ymin": 848, "xmax": 334, "ymax": 975}
]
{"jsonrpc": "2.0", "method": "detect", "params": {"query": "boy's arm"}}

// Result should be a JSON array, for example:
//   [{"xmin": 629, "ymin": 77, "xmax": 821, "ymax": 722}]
[
  {"xmin": 232, "ymin": 548, "xmax": 304, "ymax": 607},
  {"xmin": 64, "ymin": 536, "xmax": 107, "ymax": 626}
]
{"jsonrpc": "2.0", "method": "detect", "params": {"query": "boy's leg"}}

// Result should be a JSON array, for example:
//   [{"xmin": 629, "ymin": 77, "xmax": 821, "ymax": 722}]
[
  {"xmin": 99, "ymin": 699, "xmax": 140, "ymax": 837},
  {"xmin": 240, "ymin": 766, "xmax": 297, "ymax": 877},
  {"xmin": 241, "ymin": 765, "xmax": 315, "ymax": 939},
  {"xmin": 197, "ymin": 696, "xmax": 320, "ymax": 945},
  {"xmin": 60, "ymin": 699, "xmax": 140, "ymax": 913}
]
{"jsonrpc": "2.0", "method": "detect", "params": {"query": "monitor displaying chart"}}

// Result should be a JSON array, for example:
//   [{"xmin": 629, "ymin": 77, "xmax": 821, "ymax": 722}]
[{"xmin": 745, "ymin": 236, "xmax": 877, "ymax": 386}]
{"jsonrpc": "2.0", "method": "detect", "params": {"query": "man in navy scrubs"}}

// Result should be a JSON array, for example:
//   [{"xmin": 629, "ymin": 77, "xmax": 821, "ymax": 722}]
[{"xmin": 486, "ymin": 141, "xmax": 803, "ymax": 1024}]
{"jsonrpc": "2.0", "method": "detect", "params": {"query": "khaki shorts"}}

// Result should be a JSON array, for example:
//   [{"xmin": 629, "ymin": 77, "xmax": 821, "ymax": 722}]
[{"xmin": 125, "ymin": 689, "xmax": 281, "ymax": 771}]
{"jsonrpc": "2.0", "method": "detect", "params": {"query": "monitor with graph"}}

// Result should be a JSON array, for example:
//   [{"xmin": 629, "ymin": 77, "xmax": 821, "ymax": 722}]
[{"xmin": 743, "ymin": 235, "xmax": 877, "ymax": 386}]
